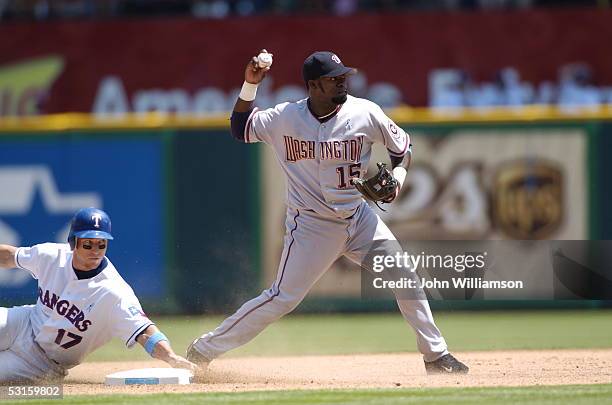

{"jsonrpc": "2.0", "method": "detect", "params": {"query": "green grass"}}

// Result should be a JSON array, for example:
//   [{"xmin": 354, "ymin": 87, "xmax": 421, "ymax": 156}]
[
  {"xmin": 87, "ymin": 310, "xmax": 612, "ymax": 362},
  {"xmin": 15, "ymin": 384, "xmax": 612, "ymax": 405}
]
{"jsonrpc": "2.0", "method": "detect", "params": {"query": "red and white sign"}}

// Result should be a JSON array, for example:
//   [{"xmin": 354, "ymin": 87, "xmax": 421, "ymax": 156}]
[{"xmin": 1, "ymin": 8, "xmax": 611, "ymax": 116}]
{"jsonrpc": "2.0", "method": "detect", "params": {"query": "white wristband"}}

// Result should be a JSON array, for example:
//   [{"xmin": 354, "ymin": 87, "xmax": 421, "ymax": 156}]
[
  {"xmin": 392, "ymin": 167, "xmax": 407, "ymax": 189},
  {"xmin": 239, "ymin": 81, "xmax": 258, "ymax": 101}
]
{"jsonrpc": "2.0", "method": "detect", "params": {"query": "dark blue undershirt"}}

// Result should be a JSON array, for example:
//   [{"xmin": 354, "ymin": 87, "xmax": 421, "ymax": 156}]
[
  {"xmin": 230, "ymin": 110, "xmax": 251, "ymax": 142},
  {"xmin": 73, "ymin": 257, "xmax": 108, "ymax": 280}
]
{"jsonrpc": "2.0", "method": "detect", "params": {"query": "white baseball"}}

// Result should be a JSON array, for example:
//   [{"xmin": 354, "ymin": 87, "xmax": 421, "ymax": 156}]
[{"xmin": 257, "ymin": 52, "xmax": 273, "ymax": 69}]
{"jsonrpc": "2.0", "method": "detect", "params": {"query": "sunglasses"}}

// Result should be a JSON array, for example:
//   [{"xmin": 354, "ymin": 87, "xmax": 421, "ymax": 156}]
[{"xmin": 81, "ymin": 242, "xmax": 107, "ymax": 250}]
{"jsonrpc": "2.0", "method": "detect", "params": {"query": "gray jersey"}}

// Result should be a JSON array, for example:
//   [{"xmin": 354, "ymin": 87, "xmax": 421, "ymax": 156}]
[
  {"xmin": 192, "ymin": 95, "xmax": 448, "ymax": 364},
  {"xmin": 245, "ymin": 95, "xmax": 410, "ymax": 218}
]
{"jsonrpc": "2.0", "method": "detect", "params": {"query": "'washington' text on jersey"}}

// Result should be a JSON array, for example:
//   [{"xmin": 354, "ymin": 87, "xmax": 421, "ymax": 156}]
[{"xmin": 284, "ymin": 135, "xmax": 364, "ymax": 163}]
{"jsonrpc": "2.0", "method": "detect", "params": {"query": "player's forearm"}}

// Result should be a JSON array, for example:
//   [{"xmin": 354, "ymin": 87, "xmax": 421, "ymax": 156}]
[
  {"xmin": 234, "ymin": 50, "xmax": 270, "ymax": 113},
  {"xmin": 137, "ymin": 325, "xmax": 197, "ymax": 370},
  {"xmin": 234, "ymin": 98, "xmax": 254, "ymax": 113},
  {"xmin": 150, "ymin": 339, "xmax": 180, "ymax": 364},
  {"xmin": 389, "ymin": 145, "xmax": 412, "ymax": 171},
  {"xmin": 138, "ymin": 326, "xmax": 172, "ymax": 360},
  {"xmin": 230, "ymin": 83, "xmax": 258, "ymax": 141},
  {"xmin": 389, "ymin": 146, "xmax": 412, "ymax": 191},
  {"xmin": 230, "ymin": 109, "xmax": 252, "ymax": 142},
  {"xmin": 152, "ymin": 339, "xmax": 198, "ymax": 371},
  {"xmin": 233, "ymin": 79, "xmax": 258, "ymax": 113},
  {"xmin": 137, "ymin": 325, "xmax": 168, "ymax": 358},
  {"xmin": 0, "ymin": 244, "xmax": 17, "ymax": 269},
  {"xmin": 231, "ymin": 50, "xmax": 270, "ymax": 136}
]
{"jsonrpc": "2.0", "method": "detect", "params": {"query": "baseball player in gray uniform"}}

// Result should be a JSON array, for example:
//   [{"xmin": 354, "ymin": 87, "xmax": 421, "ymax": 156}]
[
  {"xmin": 187, "ymin": 50, "xmax": 468, "ymax": 374},
  {"xmin": 0, "ymin": 207, "xmax": 198, "ymax": 383}
]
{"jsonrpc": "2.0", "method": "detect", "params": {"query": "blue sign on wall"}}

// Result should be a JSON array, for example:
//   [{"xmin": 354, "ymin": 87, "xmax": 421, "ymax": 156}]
[{"xmin": 0, "ymin": 137, "xmax": 165, "ymax": 301}]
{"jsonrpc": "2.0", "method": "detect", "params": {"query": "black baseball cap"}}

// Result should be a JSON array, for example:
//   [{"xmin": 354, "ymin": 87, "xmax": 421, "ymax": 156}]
[{"xmin": 302, "ymin": 51, "xmax": 357, "ymax": 83}]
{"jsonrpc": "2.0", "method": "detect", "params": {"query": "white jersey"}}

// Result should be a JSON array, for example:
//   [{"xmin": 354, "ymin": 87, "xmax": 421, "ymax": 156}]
[
  {"xmin": 245, "ymin": 95, "xmax": 410, "ymax": 218},
  {"xmin": 14, "ymin": 243, "xmax": 153, "ymax": 368}
]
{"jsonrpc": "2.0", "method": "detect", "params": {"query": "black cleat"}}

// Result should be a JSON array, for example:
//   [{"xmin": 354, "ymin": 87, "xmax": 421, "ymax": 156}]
[
  {"xmin": 186, "ymin": 339, "xmax": 211, "ymax": 369},
  {"xmin": 424, "ymin": 353, "xmax": 469, "ymax": 374}
]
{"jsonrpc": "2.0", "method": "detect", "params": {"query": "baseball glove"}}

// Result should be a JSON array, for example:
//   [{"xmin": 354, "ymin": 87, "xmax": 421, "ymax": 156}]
[{"xmin": 352, "ymin": 162, "xmax": 399, "ymax": 210}]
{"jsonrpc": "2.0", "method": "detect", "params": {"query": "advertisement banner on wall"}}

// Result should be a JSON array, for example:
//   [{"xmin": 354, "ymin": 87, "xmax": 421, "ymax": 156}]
[
  {"xmin": 1, "ymin": 8, "xmax": 611, "ymax": 116},
  {"xmin": 0, "ymin": 137, "xmax": 165, "ymax": 302},
  {"xmin": 261, "ymin": 126, "xmax": 588, "ymax": 299}
]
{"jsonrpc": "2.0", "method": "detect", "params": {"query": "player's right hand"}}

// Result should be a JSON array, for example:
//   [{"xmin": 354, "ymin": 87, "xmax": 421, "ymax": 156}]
[
  {"xmin": 168, "ymin": 353, "xmax": 201, "ymax": 373},
  {"xmin": 245, "ymin": 49, "xmax": 271, "ymax": 85}
]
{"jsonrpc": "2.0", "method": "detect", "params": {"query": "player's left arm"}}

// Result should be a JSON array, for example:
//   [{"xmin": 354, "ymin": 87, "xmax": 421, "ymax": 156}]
[
  {"xmin": 389, "ymin": 142, "xmax": 412, "ymax": 171},
  {"xmin": 389, "ymin": 142, "xmax": 412, "ymax": 187},
  {"xmin": 112, "ymin": 297, "xmax": 198, "ymax": 372},
  {"xmin": 370, "ymin": 103, "xmax": 412, "ymax": 191},
  {"xmin": 368, "ymin": 103, "xmax": 413, "ymax": 203},
  {"xmin": 136, "ymin": 325, "xmax": 199, "ymax": 372}
]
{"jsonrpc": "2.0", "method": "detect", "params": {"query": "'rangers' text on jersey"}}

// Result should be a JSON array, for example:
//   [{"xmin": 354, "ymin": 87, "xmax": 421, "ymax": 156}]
[{"xmin": 14, "ymin": 243, "xmax": 152, "ymax": 368}]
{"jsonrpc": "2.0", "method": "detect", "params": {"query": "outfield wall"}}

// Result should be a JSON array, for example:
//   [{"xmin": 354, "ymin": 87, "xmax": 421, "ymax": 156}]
[
  {"xmin": 0, "ymin": 124, "xmax": 261, "ymax": 313},
  {"xmin": 0, "ymin": 109, "xmax": 611, "ymax": 312},
  {"xmin": 1, "ymin": 7, "xmax": 612, "ymax": 115}
]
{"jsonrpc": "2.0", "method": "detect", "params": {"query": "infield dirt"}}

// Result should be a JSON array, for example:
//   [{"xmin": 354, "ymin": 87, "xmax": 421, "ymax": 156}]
[{"xmin": 63, "ymin": 349, "xmax": 612, "ymax": 395}]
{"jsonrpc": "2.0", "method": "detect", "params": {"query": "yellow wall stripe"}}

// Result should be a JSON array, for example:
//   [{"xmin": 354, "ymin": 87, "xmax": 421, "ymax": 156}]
[{"xmin": 1, "ymin": 105, "xmax": 612, "ymax": 133}]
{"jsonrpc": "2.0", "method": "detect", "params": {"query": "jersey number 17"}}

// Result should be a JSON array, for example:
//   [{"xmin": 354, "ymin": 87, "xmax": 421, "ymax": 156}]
[{"xmin": 54, "ymin": 329, "xmax": 82, "ymax": 349}]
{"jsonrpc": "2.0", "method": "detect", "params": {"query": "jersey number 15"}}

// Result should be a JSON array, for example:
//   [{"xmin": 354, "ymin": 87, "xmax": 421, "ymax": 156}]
[{"xmin": 336, "ymin": 163, "xmax": 361, "ymax": 189}]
